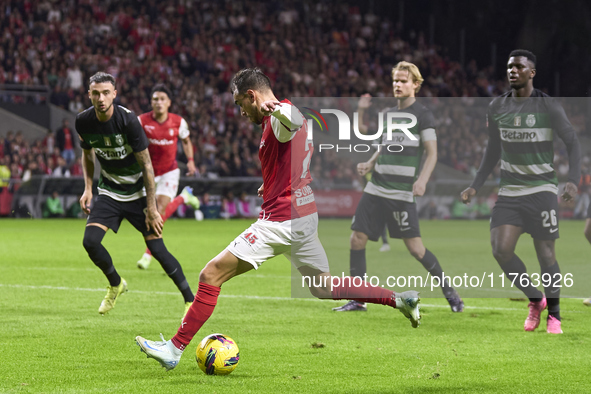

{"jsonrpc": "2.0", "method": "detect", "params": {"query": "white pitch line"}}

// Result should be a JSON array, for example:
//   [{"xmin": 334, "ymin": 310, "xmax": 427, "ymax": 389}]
[{"xmin": 0, "ymin": 283, "xmax": 586, "ymax": 313}]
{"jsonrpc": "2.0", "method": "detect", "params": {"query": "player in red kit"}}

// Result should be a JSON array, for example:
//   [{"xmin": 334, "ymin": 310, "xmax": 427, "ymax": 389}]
[
  {"xmin": 136, "ymin": 68, "xmax": 421, "ymax": 371},
  {"xmin": 136, "ymin": 84, "xmax": 201, "ymax": 271}
]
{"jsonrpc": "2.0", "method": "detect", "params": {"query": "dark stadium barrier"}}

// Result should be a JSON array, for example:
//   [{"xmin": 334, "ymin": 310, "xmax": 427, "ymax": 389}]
[{"xmin": 10, "ymin": 175, "xmax": 264, "ymax": 218}]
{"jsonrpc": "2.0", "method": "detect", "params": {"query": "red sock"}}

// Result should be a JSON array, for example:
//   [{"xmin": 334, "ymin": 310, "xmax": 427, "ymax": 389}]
[
  {"xmin": 163, "ymin": 195, "xmax": 185, "ymax": 221},
  {"xmin": 331, "ymin": 277, "xmax": 396, "ymax": 307},
  {"xmin": 171, "ymin": 282, "xmax": 220, "ymax": 350}
]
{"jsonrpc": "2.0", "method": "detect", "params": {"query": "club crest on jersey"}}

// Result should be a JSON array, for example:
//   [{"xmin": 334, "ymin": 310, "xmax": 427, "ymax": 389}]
[
  {"xmin": 103, "ymin": 136, "xmax": 111, "ymax": 146},
  {"xmin": 513, "ymin": 116, "xmax": 521, "ymax": 127},
  {"xmin": 259, "ymin": 139, "xmax": 266, "ymax": 149},
  {"xmin": 115, "ymin": 134, "xmax": 124, "ymax": 146},
  {"xmin": 169, "ymin": 128, "xmax": 174, "ymax": 136},
  {"xmin": 526, "ymin": 114, "xmax": 536, "ymax": 127}
]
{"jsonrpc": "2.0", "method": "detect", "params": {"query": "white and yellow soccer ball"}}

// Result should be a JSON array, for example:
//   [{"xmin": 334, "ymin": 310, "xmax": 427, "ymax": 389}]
[{"xmin": 195, "ymin": 333, "xmax": 240, "ymax": 375}]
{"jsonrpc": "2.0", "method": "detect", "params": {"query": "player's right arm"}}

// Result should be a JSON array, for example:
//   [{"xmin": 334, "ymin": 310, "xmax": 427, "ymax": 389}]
[
  {"xmin": 76, "ymin": 117, "xmax": 95, "ymax": 214},
  {"xmin": 79, "ymin": 146, "xmax": 95, "ymax": 214},
  {"xmin": 357, "ymin": 149, "xmax": 380, "ymax": 176},
  {"xmin": 461, "ymin": 106, "xmax": 502, "ymax": 204}
]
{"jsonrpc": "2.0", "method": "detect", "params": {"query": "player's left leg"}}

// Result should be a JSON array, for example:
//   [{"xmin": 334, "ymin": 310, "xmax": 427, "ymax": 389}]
[
  {"xmin": 293, "ymin": 213, "xmax": 421, "ymax": 327},
  {"xmin": 298, "ymin": 265, "xmax": 421, "ymax": 328},
  {"xmin": 533, "ymin": 239, "xmax": 562, "ymax": 334},
  {"xmin": 403, "ymin": 237, "xmax": 463, "ymax": 312}
]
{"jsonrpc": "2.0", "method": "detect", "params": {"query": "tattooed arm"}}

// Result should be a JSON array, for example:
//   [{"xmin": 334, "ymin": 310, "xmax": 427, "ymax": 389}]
[{"xmin": 134, "ymin": 148, "xmax": 163, "ymax": 237}]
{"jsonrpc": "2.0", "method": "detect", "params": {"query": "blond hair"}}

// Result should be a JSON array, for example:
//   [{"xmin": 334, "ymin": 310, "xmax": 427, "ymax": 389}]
[{"xmin": 391, "ymin": 61, "xmax": 423, "ymax": 93}]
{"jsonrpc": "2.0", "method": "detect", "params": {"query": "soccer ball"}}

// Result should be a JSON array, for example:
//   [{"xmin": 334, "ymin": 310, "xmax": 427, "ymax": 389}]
[{"xmin": 195, "ymin": 333, "xmax": 240, "ymax": 375}]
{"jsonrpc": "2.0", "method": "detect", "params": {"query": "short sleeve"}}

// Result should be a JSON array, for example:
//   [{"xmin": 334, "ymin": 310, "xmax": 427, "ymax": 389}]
[
  {"xmin": 75, "ymin": 116, "xmax": 92, "ymax": 150},
  {"xmin": 179, "ymin": 118, "xmax": 190, "ymax": 139},
  {"xmin": 124, "ymin": 110, "xmax": 149, "ymax": 152}
]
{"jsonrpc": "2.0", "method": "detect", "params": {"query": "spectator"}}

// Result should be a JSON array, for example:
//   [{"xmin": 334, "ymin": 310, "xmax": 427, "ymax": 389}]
[
  {"xmin": 22, "ymin": 161, "xmax": 44, "ymax": 182},
  {"xmin": 220, "ymin": 191, "xmax": 238, "ymax": 220},
  {"xmin": 43, "ymin": 190, "xmax": 65, "ymax": 218},
  {"xmin": 55, "ymin": 118, "xmax": 76, "ymax": 164},
  {"xmin": 419, "ymin": 200, "xmax": 439, "ymax": 220},
  {"xmin": 3, "ymin": 131, "xmax": 14, "ymax": 157},
  {"xmin": 472, "ymin": 197, "xmax": 491, "ymax": 220},
  {"xmin": 0, "ymin": 156, "xmax": 10, "ymax": 190},
  {"xmin": 43, "ymin": 130, "xmax": 55, "ymax": 155},
  {"xmin": 237, "ymin": 191, "xmax": 256, "ymax": 218},
  {"xmin": 199, "ymin": 192, "xmax": 221, "ymax": 219},
  {"xmin": 52, "ymin": 157, "xmax": 71, "ymax": 177},
  {"xmin": 450, "ymin": 199, "xmax": 470, "ymax": 219}
]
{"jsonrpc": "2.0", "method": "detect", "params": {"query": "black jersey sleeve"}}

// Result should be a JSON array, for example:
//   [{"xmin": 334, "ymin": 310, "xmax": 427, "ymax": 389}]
[
  {"xmin": 548, "ymin": 99, "xmax": 581, "ymax": 185},
  {"xmin": 470, "ymin": 105, "xmax": 502, "ymax": 191},
  {"xmin": 122, "ymin": 108, "xmax": 149, "ymax": 152},
  {"xmin": 75, "ymin": 114, "xmax": 92, "ymax": 150},
  {"xmin": 419, "ymin": 106, "xmax": 436, "ymax": 131}
]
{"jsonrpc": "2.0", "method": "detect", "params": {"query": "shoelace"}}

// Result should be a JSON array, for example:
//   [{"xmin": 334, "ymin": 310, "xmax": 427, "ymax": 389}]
[{"xmin": 159, "ymin": 333, "xmax": 167, "ymax": 343}]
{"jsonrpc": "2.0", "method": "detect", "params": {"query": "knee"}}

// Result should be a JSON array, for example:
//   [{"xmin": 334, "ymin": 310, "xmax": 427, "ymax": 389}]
[
  {"xmin": 83, "ymin": 231, "xmax": 100, "ymax": 253},
  {"xmin": 350, "ymin": 231, "xmax": 368, "ymax": 250},
  {"xmin": 146, "ymin": 238, "xmax": 167, "ymax": 259},
  {"xmin": 199, "ymin": 259, "xmax": 220, "ymax": 284},
  {"xmin": 408, "ymin": 247, "xmax": 424, "ymax": 260},
  {"xmin": 308, "ymin": 279, "xmax": 332, "ymax": 299},
  {"xmin": 492, "ymin": 245, "xmax": 513, "ymax": 264},
  {"xmin": 537, "ymin": 250, "xmax": 555, "ymax": 267}
]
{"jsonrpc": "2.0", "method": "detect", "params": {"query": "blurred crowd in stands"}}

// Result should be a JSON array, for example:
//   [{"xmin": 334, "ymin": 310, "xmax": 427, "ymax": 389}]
[{"xmin": 0, "ymin": 0, "xmax": 589, "ymax": 214}]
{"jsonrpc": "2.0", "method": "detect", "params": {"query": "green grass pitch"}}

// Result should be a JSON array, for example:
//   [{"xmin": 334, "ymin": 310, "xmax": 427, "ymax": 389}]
[{"xmin": 1, "ymin": 218, "xmax": 590, "ymax": 393}]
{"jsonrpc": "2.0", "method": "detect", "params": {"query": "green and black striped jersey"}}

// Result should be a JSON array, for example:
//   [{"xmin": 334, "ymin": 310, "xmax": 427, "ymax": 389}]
[
  {"xmin": 473, "ymin": 89, "xmax": 581, "ymax": 197},
  {"xmin": 76, "ymin": 105, "xmax": 149, "ymax": 202},
  {"xmin": 365, "ymin": 101, "xmax": 436, "ymax": 202}
]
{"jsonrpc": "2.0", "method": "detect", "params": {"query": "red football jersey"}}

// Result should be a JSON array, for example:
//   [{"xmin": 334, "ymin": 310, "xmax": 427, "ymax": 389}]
[
  {"xmin": 138, "ymin": 112, "xmax": 190, "ymax": 176},
  {"xmin": 259, "ymin": 99, "xmax": 317, "ymax": 222}
]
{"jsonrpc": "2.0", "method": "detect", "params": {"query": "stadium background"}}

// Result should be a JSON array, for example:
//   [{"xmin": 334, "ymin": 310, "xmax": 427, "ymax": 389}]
[{"xmin": 1, "ymin": 0, "xmax": 590, "ymax": 220}]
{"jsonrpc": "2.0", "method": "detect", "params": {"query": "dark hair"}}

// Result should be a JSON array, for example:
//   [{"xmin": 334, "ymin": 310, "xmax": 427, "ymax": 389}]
[
  {"xmin": 89, "ymin": 72, "xmax": 116, "ymax": 88},
  {"xmin": 230, "ymin": 68, "xmax": 272, "ymax": 95},
  {"xmin": 150, "ymin": 83, "xmax": 172, "ymax": 100},
  {"xmin": 509, "ymin": 49, "xmax": 536, "ymax": 67}
]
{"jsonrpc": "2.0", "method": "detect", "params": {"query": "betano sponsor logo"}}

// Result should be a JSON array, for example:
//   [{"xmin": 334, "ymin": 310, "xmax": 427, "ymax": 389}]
[
  {"xmin": 148, "ymin": 138, "xmax": 175, "ymax": 146},
  {"xmin": 501, "ymin": 130, "xmax": 537, "ymax": 141},
  {"xmin": 302, "ymin": 107, "xmax": 416, "ymax": 152},
  {"xmin": 95, "ymin": 146, "xmax": 130, "ymax": 159}
]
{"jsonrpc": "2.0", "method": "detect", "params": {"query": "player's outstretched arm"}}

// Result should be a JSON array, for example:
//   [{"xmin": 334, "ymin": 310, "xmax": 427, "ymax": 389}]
[
  {"xmin": 266, "ymin": 102, "xmax": 305, "ymax": 143},
  {"xmin": 80, "ymin": 148, "xmax": 95, "ymax": 214},
  {"xmin": 355, "ymin": 93, "xmax": 372, "ymax": 134},
  {"xmin": 134, "ymin": 148, "xmax": 163, "ymax": 236}
]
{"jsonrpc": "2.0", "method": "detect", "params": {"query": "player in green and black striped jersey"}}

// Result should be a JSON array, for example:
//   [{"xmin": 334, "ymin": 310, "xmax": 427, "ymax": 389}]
[
  {"xmin": 76, "ymin": 72, "xmax": 194, "ymax": 316},
  {"xmin": 462, "ymin": 50, "xmax": 581, "ymax": 334},
  {"xmin": 333, "ymin": 62, "xmax": 464, "ymax": 313}
]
